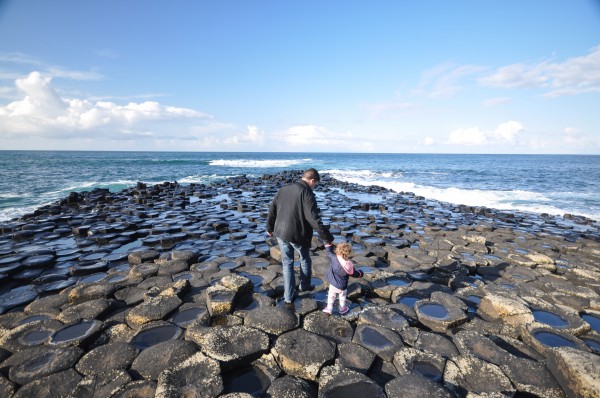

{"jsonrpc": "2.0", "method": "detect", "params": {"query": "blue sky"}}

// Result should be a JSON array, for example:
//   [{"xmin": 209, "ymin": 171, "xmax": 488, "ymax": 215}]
[{"xmin": 1, "ymin": 1, "xmax": 599, "ymax": 153}]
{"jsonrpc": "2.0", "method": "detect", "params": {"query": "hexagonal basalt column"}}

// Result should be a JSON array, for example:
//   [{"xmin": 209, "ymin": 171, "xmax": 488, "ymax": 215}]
[
  {"xmin": 273, "ymin": 329, "xmax": 335, "ymax": 381},
  {"xmin": 415, "ymin": 299, "xmax": 468, "ymax": 333},
  {"xmin": 201, "ymin": 325, "xmax": 269, "ymax": 370},
  {"xmin": 352, "ymin": 324, "xmax": 404, "ymax": 362}
]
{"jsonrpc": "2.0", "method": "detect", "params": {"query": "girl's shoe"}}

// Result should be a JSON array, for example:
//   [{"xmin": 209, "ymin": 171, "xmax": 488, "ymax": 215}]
[
  {"xmin": 322, "ymin": 307, "xmax": 333, "ymax": 314},
  {"xmin": 338, "ymin": 306, "xmax": 350, "ymax": 315}
]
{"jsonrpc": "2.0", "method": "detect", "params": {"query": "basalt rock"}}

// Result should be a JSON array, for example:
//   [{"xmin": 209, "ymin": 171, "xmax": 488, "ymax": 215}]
[
  {"xmin": 443, "ymin": 354, "xmax": 516, "ymax": 397},
  {"xmin": 352, "ymin": 324, "xmax": 404, "ymax": 362},
  {"xmin": 546, "ymin": 346, "xmax": 600, "ymax": 398},
  {"xmin": 244, "ymin": 305, "xmax": 299, "ymax": 336},
  {"xmin": 201, "ymin": 325, "xmax": 270, "ymax": 370},
  {"xmin": 2, "ymin": 345, "xmax": 83, "ymax": 385},
  {"xmin": 75, "ymin": 341, "xmax": 138, "ymax": 376},
  {"xmin": 130, "ymin": 340, "xmax": 199, "ymax": 381},
  {"xmin": 0, "ymin": 171, "xmax": 599, "ymax": 397},
  {"xmin": 303, "ymin": 311, "xmax": 354, "ymax": 344},
  {"xmin": 318, "ymin": 365, "xmax": 386, "ymax": 398},
  {"xmin": 155, "ymin": 351, "xmax": 223, "ymax": 398},
  {"xmin": 273, "ymin": 329, "xmax": 336, "ymax": 381},
  {"xmin": 12, "ymin": 368, "xmax": 82, "ymax": 398}
]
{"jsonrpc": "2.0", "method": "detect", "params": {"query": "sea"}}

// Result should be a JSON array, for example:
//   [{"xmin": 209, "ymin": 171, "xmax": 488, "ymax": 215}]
[{"xmin": 1, "ymin": 151, "xmax": 599, "ymax": 223}]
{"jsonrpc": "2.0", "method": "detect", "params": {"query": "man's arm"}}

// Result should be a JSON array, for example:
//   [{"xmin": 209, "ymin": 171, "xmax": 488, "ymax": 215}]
[
  {"xmin": 266, "ymin": 192, "xmax": 279, "ymax": 235},
  {"xmin": 303, "ymin": 190, "xmax": 334, "ymax": 243}
]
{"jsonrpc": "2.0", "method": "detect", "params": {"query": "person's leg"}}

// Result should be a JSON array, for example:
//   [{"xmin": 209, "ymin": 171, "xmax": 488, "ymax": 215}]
[
  {"xmin": 338, "ymin": 289, "xmax": 350, "ymax": 314},
  {"xmin": 325, "ymin": 285, "xmax": 336, "ymax": 310},
  {"xmin": 324, "ymin": 285, "xmax": 338, "ymax": 313},
  {"xmin": 338, "ymin": 289, "xmax": 348, "ymax": 309},
  {"xmin": 294, "ymin": 243, "xmax": 312, "ymax": 290},
  {"xmin": 277, "ymin": 238, "xmax": 296, "ymax": 303}
]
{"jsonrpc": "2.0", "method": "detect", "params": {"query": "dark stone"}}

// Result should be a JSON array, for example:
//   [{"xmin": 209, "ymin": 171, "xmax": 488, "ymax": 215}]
[
  {"xmin": 273, "ymin": 329, "xmax": 336, "ymax": 381},
  {"xmin": 319, "ymin": 365, "xmax": 386, "ymax": 398},
  {"xmin": 12, "ymin": 368, "xmax": 82, "ymax": 398},
  {"xmin": 155, "ymin": 352, "xmax": 223, "ymax": 398},
  {"xmin": 112, "ymin": 380, "xmax": 157, "ymax": 398},
  {"xmin": 75, "ymin": 342, "xmax": 139, "ymax": 376},
  {"xmin": 71, "ymin": 369, "xmax": 131, "ymax": 398},
  {"xmin": 3, "ymin": 345, "xmax": 83, "ymax": 385},
  {"xmin": 244, "ymin": 306, "xmax": 299, "ymax": 336},
  {"xmin": 352, "ymin": 324, "xmax": 404, "ymax": 362},
  {"xmin": 303, "ymin": 311, "xmax": 354, "ymax": 344},
  {"xmin": 130, "ymin": 339, "xmax": 199, "ymax": 380},
  {"xmin": 385, "ymin": 373, "xmax": 453, "ymax": 398}
]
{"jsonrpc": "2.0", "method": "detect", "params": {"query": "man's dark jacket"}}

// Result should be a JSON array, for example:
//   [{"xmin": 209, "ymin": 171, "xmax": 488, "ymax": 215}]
[{"xmin": 266, "ymin": 179, "xmax": 333, "ymax": 246}]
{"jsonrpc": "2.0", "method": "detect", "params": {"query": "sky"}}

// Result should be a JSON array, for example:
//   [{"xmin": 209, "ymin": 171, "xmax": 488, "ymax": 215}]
[{"xmin": 0, "ymin": 1, "xmax": 599, "ymax": 154}]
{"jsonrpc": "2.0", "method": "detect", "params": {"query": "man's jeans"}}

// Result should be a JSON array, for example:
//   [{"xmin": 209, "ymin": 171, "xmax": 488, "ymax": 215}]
[{"xmin": 277, "ymin": 238, "xmax": 312, "ymax": 303}]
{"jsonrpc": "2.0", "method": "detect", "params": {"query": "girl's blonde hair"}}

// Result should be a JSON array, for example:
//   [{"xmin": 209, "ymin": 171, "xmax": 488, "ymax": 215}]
[{"xmin": 335, "ymin": 242, "xmax": 352, "ymax": 260}]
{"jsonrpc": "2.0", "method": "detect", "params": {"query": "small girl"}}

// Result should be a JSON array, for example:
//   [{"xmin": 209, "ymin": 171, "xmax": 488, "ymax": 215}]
[{"xmin": 323, "ymin": 242, "xmax": 364, "ymax": 315}]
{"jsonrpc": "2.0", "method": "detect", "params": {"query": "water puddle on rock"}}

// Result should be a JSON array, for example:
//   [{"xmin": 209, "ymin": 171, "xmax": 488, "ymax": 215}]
[
  {"xmin": 581, "ymin": 314, "xmax": 600, "ymax": 333},
  {"xmin": 51, "ymin": 320, "xmax": 96, "ymax": 344},
  {"xmin": 533, "ymin": 331, "xmax": 578, "ymax": 348},
  {"xmin": 357, "ymin": 266, "xmax": 375, "ymax": 274},
  {"xmin": 583, "ymin": 338, "xmax": 600, "ymax": 354},
  {"xmin": 218, "ymin": 262, "xmax": 239, "ymax": 270},
  {"xmin": 418, "ymin": 303, "xmax": 449, "ymax": 319},
  {"xmin": 361, "ymin": 327, "xmax": 393, "ymax": 348},
  {"xmin": 78, "ymin": 272, "xmax": 107, "ymax": 284},
  {"xmin": 173, "ymin": 273, "xmax": 194, "ymax": 282},
  {"xmin": 398, "ymin": 296, "xmax": 420, "ymax": 308},
  {"xmin": 311, "ymin": 290, "xmax": 328, "ymax": 302},
  {"xmin": 170, "ymin": 307, "xmax": 206, "ymax": 327},
  {"xmin": 131, "ymin": 324, "xmax": 182, "ymax": 350},
  {"xmin": 322, "ymin": 382, "xmax": 379, "ymax": 398},
  {"xmin": 252, "ymin": 260, "xmax": 270, "ymax": 269},
  {"xmin": 17, "ymin": 314, "xmax": 51, "ymax": 326},
  {"xmin": 311, "ymin": 277, "xmax": 324, "ymax": 287},
  {"xmin": 532, "ymin": 310, "xmax": 569, "ymax": 328},
  {"xmin": 412, "ymin": 361, "xmax": 443, "ymax": 382},
  {"xmin": 222, "ymin": 365, "xmax": 271, "ymax": 396},
  {"xmin": 106, "ymin": 274, "xmax": 126, "ymax": 283},
  {"xmin": 21, "ymin": 330, "xmax": 52, "ymax": 345},
  {"xmin": 386, "ymin": 277, "xmax": 411, "ymax": 287},
  {"xmin": 407, "ymin": 272, "xmax": 429, "ymax": 281}
]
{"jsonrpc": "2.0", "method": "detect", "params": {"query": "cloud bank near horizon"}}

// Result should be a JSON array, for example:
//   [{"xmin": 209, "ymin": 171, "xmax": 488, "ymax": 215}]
[{"xmin": 0, "ymin": 43, "xmax": 599, "ymax": 153}]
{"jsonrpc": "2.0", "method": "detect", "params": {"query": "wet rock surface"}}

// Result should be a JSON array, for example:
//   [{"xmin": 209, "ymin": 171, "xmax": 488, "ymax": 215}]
[{"xmin": 0, "ymin": 170, "xmax": 598, "ymax": 396}]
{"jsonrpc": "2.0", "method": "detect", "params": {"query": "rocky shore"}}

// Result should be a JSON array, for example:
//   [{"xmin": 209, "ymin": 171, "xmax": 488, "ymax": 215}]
[{"xmin": 0, "ymin": 170, "xmax": 599, "ymax": 397}]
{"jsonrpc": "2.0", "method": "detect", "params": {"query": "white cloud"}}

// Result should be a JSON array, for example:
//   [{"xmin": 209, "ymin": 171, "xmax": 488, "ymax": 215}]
[
  {"xmin": 478, "ymin": 45, "xmax": 600, "ymax": 97},
  {"xmin": 563, "ymin": 127, "xmax": 600, "ymax": 147},
  {"xmin": 363, "ymin": 101, "xmax": 422, "ymax": 119},
  {"xmin": 282, "ymin": 124, "xmax": 375, "ymax": 152},
  {"xmin": 0, "ymin": 71, "xmax": 211, "ymax": 139},
  {"xmin": 448, "ymin": 121, "xmax": 524, "ymax": 146},
  {"xmin": 423, "ymin": 136, "xmax": 436, "ymax": 146},
  {"xmin": 415, "ymin": 62, "xmax": 486, "ymax": 98},
  {"xmin": 448, "ymin": 127, "xmax": 488, "ymax": 146},
  {"xmin": 224, "ymin": 125, "xmax": 264, "ymax": 145},
  {"xmin": 482, "ymin": 97, "xmax": 511, "ymax": 107}
]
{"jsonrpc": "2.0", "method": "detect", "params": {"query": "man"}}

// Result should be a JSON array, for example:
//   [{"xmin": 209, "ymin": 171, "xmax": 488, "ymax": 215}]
[{"xmin": 266, "ymin": 168, "xmax": 334, "ymax": 309}]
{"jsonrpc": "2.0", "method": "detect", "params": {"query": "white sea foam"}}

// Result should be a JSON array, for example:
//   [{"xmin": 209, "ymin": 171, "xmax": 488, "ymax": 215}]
[
  {"xmin": 0, "ymin": 203, "xmax": 52, "ymax": 222},
  {"xmin": 0, "ymin": 192, "xmax": 29, "ymax": 199},
  {"xmin": 179, "ymin": 174, "xmax": 232, "ymax": 184},
  {"xmin": 328, "ymin": 169, "xmax": 600, "ymax": 221},
  {"xmin": 210, "ymin": 159, "xmax": 311, "ymax": 168}
]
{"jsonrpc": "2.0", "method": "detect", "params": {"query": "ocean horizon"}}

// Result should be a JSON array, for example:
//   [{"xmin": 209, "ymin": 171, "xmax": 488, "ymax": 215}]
[{"xmin": 1, "ymin": 150, "xmax": 599, "ymax": 223}]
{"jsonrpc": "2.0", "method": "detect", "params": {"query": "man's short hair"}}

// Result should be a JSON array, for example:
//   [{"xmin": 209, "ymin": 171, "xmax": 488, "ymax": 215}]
[{"xmin": 303, "ymin": 168, "xmax": 320, "ymax": 182}]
